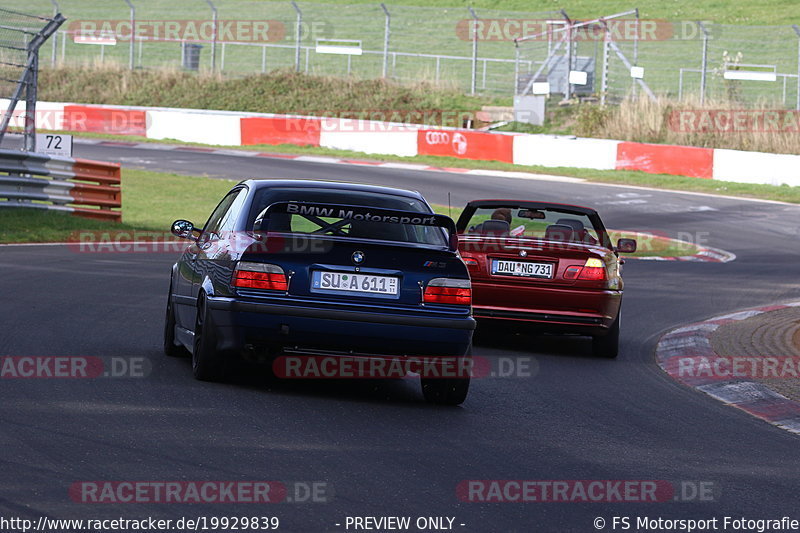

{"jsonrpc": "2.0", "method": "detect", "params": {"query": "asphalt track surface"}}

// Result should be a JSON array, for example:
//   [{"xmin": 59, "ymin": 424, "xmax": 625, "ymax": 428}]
[{"xmin": 3, "ymin": 139, "xmax": 800, "ymax": 532}]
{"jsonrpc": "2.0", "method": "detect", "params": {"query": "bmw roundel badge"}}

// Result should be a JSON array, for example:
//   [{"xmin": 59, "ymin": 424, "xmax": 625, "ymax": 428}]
[
  {"xmin": 519, "ymin": 250, "xmax": 528, "ymax": 257},
  {"xmin": 352, "ymin": 251, "xmax": 365, "ymax": 264}
]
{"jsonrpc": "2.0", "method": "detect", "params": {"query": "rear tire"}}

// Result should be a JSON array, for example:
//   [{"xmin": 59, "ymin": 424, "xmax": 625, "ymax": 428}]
[
  {"xmin": 420, "ymin": 345, "xmax": 472, "ymax": 406},
  {"xmin": 592, "ymin": 312, "xmax": 620, "ymax": 359},
  {"xmin": 163, "ymin": 282, "xmax": 187, "ymax": 358},
  {"xmin": 192, "ymin": 293, "xmax": 226, "ymax": 381}
]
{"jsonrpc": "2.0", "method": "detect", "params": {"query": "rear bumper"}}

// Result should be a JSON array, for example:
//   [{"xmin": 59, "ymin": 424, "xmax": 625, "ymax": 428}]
[
  {"xmin": 472, "ymin": 282, "xmax": 621, "ymax": 334},
  {"xmin": 205, "ymin": 295, "xmax": 475, "ymax": 356}
]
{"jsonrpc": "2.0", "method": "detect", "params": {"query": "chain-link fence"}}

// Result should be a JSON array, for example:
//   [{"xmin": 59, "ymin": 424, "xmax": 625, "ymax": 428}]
[
  {"xmin": 4, "ymin": 1, "xmax": 800, "ymax": 107},
  {"xmin": 7, "ymin": 0, "xmax": 562, "ymax": 96},
  {"xmin": 0, "ymin": 7, "xmax": 63, "ymax": 150},
  {"xmin": 517, "ymin": 13, "xmax": 800, "ymax": 108}
]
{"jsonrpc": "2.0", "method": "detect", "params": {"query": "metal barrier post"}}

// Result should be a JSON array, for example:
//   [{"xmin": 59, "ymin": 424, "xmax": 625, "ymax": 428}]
[
  {"xmin": 291, "ymin": 1, "xmax": 302, "ymax": 73},
  {"xmin": 565, "ymin": 15, "xmax": 573, "ymax": 100},
  {"xmin": 601, "ymin": 19, "xmax": 610, "ymax": 105},
  {"xmin": 793, "ymin": 25, "xmax": 800, "ymax": 110},
  {"xmin": 122, "ymin": 0, "xmax": 135, "ymax": 69},
  {"xmin": 632, "ymin": 9, "xmax": 639, "ymax": 99},
  {"xmin": 468, "ymin": 7, "xmax": 478, "ymax": 95},
  {"xmin": 698, "ymin": 21, "xmax": 709, "ymax": 105},
  {"xmin": 380, "ymin": 3, "xmax": 390, "ymax": 78},
  {"xmin": 24, "ymin": 53, "xmax": 38, "ymax": 152},
  {"xmin": 204, "ymin": 0, "xmax": 218, "ymax": 71},
  {"xmin": 50, "ymin": 0, "xmax": 59, "ymax": 66}
]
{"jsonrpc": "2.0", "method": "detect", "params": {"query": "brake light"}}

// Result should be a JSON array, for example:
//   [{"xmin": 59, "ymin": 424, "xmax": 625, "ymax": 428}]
[
  {"xmin": 563, "ymin": 258, "xmax": 606, "ymax": 281},
  {"xmin": 463, "ymin": 257, "xmax": 479, "ymax": 271},
  {"xmin": 423, "ymin": 278, "xmax": 471, "ymax": 305},
  {"xmin": 233, "ymin": 262, "xmax": 288, "ymax": 291}
]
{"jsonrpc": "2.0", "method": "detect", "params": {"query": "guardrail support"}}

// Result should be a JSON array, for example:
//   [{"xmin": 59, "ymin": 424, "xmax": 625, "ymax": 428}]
[
  {"xmin": 122, "ymin": 0, "xmax": 135, "ymax": 69},
  {"xmin": 291, "ymin": 1, "xmax": 302, "ymax": 73},
  {"xmin": 380, "ymin": 3, "xmax": 390, "ymax": 78},
  {"xmin": 468, "ymin": 7, "xmax": 478, "ymax": 95},
  {"xmin": 24, "ymin": 54, "xmax": 38, "ymax": 152},
  {"xmin": 601, "ymin": 19, "xmax": 610, "ymax": 105},
  {"xmin": 698, "ymin": 21, "xmax": 709, "ymax": 105},
  {"xmin": 50, "ymin": 0, "xmax": 59, "ymax": 67},
  {"xmin": 204, "ymin": 0, "xmax": 218, "ymax": 72},
  {"xmin": 793, "ymin": 25, "xmax": 800, "ymax": 110}
]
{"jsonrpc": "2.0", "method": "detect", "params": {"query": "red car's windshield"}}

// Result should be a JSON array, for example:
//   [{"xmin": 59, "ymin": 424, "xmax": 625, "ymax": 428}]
[{"xmin": 461, "ymin": 206, "xmax": 603, "ymax": 246}]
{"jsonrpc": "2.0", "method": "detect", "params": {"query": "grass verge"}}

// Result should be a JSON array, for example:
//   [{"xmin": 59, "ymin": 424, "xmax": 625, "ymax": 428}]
[
  {"xmin": 43, "ymin": 127, "xmax": 800, "ymax": 204},
  {"xmin": 39, "ymin": 66, "xmax": 496, "ymax": 124},
  {"xmin": 0, "ymin": 167, "xmax": 699, "ymax": 257}
]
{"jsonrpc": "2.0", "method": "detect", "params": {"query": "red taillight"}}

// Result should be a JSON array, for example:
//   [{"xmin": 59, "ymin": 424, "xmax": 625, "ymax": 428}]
[
  {"xmin": 423, "ymin": 278, "xmax": 471, "ymax": 305},
  {"xmin": 233, "ymin": 262, "xmax": 288, "ymax": 291},
  {"xmin": 562, "ymin": 258, "xmax": 606, "ymax": 281},
  {"xmin": 578, "ymin": 265, "xmax": 606, "ymax": 280},
  {"xmin": 463, "ymin": 257, "xmax": 479, "ymax": 271}
]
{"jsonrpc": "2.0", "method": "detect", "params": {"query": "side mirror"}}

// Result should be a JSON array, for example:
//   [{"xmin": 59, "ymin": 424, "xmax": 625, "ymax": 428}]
[
  {"xmin": 171, "ymin": 219, "xmax": 197, "ymax": 240},
  {"xmin": 617, "ymin": 238, "xmax": 637, "ymax": 253}
]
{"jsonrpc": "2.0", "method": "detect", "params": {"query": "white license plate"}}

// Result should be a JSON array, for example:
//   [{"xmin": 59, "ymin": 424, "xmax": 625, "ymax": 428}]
[
  {"xmin": 491, "ymin": 259, "xmax": 553, "ymax": 279},
  {"xmin": 311, "ymin": 271, "xmax": 399, "ymax": 296}
]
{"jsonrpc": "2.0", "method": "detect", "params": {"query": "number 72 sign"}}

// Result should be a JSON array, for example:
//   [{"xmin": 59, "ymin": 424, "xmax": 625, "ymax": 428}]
[{"xmin": 35, "ymin": 133, "xmax": 73, "ymax": 157}]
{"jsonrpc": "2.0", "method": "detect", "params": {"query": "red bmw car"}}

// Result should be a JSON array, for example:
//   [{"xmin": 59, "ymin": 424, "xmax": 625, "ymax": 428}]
[{"xmin": 456, "ymin": 200, "xmax": 636, "ymax": 358}]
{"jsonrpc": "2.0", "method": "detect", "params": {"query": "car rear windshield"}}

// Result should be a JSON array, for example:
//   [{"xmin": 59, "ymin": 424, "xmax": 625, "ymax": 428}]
[
  {"xmin": 249, "ymin": 187, "xmax": 447, "ymax": 246},
  {"xmin": 463, "ymin": 206, "xmax": 605, "ymax": 246}
]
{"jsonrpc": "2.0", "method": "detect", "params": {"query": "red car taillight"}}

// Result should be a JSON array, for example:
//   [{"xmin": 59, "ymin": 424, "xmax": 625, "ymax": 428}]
[
  {"xmin": 423, "ymin": 278, "xmax": 471, "ymax": 305},
  {"xmin": 463, "ymin": 257, "xmax": 479, "ymax": 271},
  {"xmin": 233, "ymin": 262, "xmax": 288, "ymax": 291},
  {"xmin": 563, "ymin": 258, "xmax": 606, "ymax": 281}
]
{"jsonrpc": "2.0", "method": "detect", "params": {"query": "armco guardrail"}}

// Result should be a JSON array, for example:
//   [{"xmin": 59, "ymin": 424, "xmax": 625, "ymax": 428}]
[{"xmin": 0, "ymin": 149, "xmax": 122, "ymax": 221}]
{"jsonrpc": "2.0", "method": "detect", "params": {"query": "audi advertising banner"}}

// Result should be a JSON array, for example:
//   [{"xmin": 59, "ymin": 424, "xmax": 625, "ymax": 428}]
[{"xmin": 417, "ymin": 129, "xmax": 515, "ymax": 162}]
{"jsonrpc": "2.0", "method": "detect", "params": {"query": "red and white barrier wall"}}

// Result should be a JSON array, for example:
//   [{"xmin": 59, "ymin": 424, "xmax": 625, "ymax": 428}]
[{"xmin": 3, "ymin": 99, "xmax": 799, "ymax": 187}]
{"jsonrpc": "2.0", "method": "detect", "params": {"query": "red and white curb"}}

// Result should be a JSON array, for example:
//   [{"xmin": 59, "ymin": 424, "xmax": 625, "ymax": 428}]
[
  {"xmin": 656, "ymin": 302, "xmax": 800, "ymax": 435},
  {"xmin": 80, "ymin": 139, "xmax": 583, "ymax": 183},
  {"xmin": 635, "ymin": 244, "xmax": 736, "ymax": 263},
  {"xmin": 7, "ymin": 99, "xmax": 800, "ymax": 185}
]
